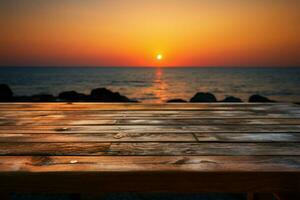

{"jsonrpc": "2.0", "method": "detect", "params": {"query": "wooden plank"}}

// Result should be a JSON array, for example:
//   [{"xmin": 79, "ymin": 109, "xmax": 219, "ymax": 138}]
[
  {"xmin": 116, "ymin": 118, "xmax": 300, "ymax": 125},
  {"xmin": 1, "ymin": 110, "xmax": 299, "ymax": 120},
  {"xmin": 0, "ymin": 103, "xmax": 298, "ymax": 111},
  {"xmin": 0, "ymin": 156, "xmax": 300, "ymax": 172},
  {"xmin": 195, "ymin": 133, "xmax": 300, "ymax": 142},
  {"xmin": 1, "ymin": 133, "xmax": 300, "ymax": 143},
  {"xmin": 0, "ymin": 118, "xmax": 118, "ymax": 126},
  {"xmin": 0, "ymin": 156, "xmax": 299, "ymax": 193},
  {"xmin": 107, "ymin": 142, "xmax": 300, "ymax": 156},
  {"xmin": 0, "ymin": 142, "xmax": 300, "ymax": 156},
  {"xmin": 0, "ymin": 103, "xmax": 299, "ymax": 195},
  {"xmin": 0, "ymin": 125, "xmax": 299, "ymax": 133},
  {"xmin": 2, "ymin": 118, "xmax": 300, "ymax": 126},
  {"xmin": 0, "ymin": 143, "xmax": 110, "ymax": 156},
  {"xmin": 0, "ymin": 133, "xmax": 196, "ymax": 142}
]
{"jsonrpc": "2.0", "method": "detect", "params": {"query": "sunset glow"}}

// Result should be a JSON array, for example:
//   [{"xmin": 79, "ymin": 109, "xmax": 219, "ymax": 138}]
[
  {"xmin": 156, "ymin": 54, "xmax": 163, "ymax": 61},
  {"xmin": 0, "ymin": 0, "xmax": 299, "ymax": 67}
]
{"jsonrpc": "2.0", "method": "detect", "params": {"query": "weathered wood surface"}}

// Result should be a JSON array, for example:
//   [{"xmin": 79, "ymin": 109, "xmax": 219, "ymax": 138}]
[
  {"xmin": 1, "ymin": 156, "xmax": 300, "ymax": 172},
  {"xmin": 2, "ymin": 118, "xmax": 300, "ymax": 126},
  {"xmin": 1, "ymin": 110, "xmax": 300, "ymax": 119},
  {"xmin": 0, "ymin": 103, "xmax": 299, "ymax": 194},
  {"xmin": 1, "ymin": 125, "xmax": 300, "ymax": 133},
  {"xmin": 1, "ymin": 142, "xmax": 300, "ymax": 156},
  {"xmin": 1, "ymin": 132, "xmax": 300, "ymax": 142}
]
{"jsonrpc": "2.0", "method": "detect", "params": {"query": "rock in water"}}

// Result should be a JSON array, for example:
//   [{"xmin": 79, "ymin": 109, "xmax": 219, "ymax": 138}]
[
  {"xmin": 249, "ymin": 94, "xmax": 275, "ymax": 102},
  {"xmin": 167, "ymin": 99, "xmax": 187, "ymax": 103},
  {"xmin": 0, "ymin": 84, "xmax": 13, "ymax": 101},
  {"xmin": 90, "ymin": 88, "xmax": 131, "ymax": 102},
  {"xmin": 190, "ymin": 92, "xmax": 217, "ymax": 102},
  {"xmin": 58, "ymin": 91, "xmax": 87, "ymax": 101},
  {"xmin": 220, "ymin": 96, "xmax": 242, "ymax": 102}
]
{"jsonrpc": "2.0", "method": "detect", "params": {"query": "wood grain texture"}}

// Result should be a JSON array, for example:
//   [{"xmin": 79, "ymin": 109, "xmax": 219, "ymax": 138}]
[
  {"xmin": 1, "ymin": 156, "xmax": 300, "ymax": 172},
  {"xmin": 1, "ymin": 110, "xmax": 299, "ymax": 119},
  {"xmin": 0, "ymin": 133, "xmax": 196, "ymax": 142},
  {"xmin": 1, "ymin": 132, "xmax": 300, "ymax": 143},
  {"xmin": 2, "ymin": 118, "xmax": 300, "ymax": 126},
  {"xmin": 0, "ymin": 142, "xmax": 300, "ymax": 156},
  {"xmin": 195, "ymin": 133, "xmax": 300, "ymax": 142},
  {"xmin": 0, "ymin": 103, "xmax": 299, "ymax": 194},
  {"xmin": 0, "ymin": 125, "xmax": 299, "ymax": 133}
]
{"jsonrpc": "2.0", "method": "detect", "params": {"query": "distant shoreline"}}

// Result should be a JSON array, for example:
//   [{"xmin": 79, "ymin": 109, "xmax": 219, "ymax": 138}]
[
  {"xmin": 1, "ymin": 67, "xmax": 299, "ymax": 103},
  {"xmin": 0, "ymin": 84, "xmax": 290, "ymax": 104}
]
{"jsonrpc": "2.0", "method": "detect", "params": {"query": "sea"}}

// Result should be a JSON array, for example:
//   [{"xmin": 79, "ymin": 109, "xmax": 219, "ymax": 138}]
[{"xmin": 0, "ymin": 67, "xmax": 299, "ymax": 103}]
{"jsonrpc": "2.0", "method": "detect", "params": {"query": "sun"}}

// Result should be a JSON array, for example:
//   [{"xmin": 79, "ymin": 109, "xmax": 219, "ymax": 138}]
[{"xmin": 156, "ymin": 54, "xmax": 163, "ymax": 61}]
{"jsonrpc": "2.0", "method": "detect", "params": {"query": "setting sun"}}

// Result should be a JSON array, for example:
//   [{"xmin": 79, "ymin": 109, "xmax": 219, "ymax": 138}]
[{"xmin": 156, "ymin": 54, "xmax": 163, "ymax": 61}]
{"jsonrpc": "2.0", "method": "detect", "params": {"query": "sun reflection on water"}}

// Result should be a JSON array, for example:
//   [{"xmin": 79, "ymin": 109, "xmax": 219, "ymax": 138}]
[{"xmin": 152, "ymin": 68, "xmax": 168, "ymax": 103}]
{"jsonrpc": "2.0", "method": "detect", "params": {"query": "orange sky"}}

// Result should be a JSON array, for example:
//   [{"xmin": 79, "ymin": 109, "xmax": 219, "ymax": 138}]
[{"xmin": 0, "ymin": 0, "xmax": 299, "ymax": 67}]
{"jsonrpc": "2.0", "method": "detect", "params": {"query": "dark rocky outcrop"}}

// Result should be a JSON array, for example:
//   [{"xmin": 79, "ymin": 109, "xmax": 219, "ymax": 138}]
[
  {"xmin": 89, "ymin": 88, "xmax": 132, "ymax": 102},
  {"xmin": 190, "ymin": 92, "xmax": 217, "ymax": 102},
  {"xmin": 248, "ymin": 94, "xmax": 275, "ymax": 103},
  {"xmin": 167, "ymin": 99, "xmax": 187, "ymax": 103},
  {"xmin": 0, "ymin": 83, "xmax": 136, "ymax": 102},
  {"xmin": 0, "ymin": 83, "xmax": 284, "ymax": 104},
  {"xmin": 0, "ymin": 84, "xmax": 13, "ymax": 101},
  {"xmin": 58, "ymin": 91, "xmax": 87, "ymax": 101},
  {"xmin": 220, "ymin": 96, "xmax": 242, "ymax": 102}
]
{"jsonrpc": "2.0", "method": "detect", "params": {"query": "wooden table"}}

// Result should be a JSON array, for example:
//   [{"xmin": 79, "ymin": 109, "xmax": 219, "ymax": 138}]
[{"xmin": 0, "ymin": 103, "xmax": 299, "ymax": 200}]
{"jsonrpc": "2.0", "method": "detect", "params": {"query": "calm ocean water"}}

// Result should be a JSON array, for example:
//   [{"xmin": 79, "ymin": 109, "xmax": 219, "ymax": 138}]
[{"xmin": 0, "ymin": 67, "xmax": 299, "ymax": 103}]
